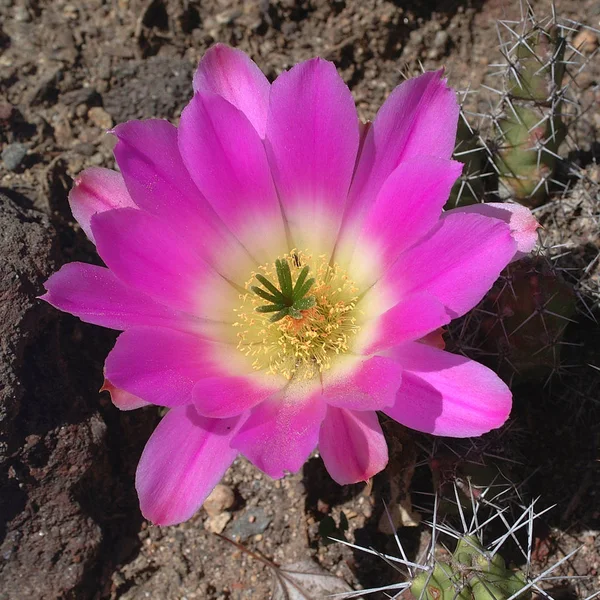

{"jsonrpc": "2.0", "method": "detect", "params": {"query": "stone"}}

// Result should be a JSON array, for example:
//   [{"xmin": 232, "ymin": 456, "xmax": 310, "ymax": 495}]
[
  {"xmin": 204, "ymin": 512, "xmax": 232, "ymax": 534},
  {"xmin": 203, "ymin": 483, "xmax": 235, "ymax": 517},
  {"xmin": 1, "ymin": 143, "xmax": 27, "ymax": 171},
  {"xmin": 573, "ymin": 28, "xmax": 598, "ymax": 53},
  {"xmin": 0, "ymin": 192, "xmax": 157, "ymax": 598},
  {"xmin": 227, "ymin": 507, "xmax": 272, "ymax": 542},
  {"xmin": 87, "ymin": 106, "xmax": 113, "ymax": 130}
]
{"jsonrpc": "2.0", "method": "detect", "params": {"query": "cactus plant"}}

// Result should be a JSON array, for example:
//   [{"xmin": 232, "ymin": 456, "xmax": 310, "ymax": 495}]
[
  {"xmin": 449, "ymin": 5, "xmax": 598, "ymax": 209},
  {"xmin": 447, "ymin": 111, "xmax": 488, "ymax": 208},
  {"xmin": 493, "ymin": 22, "xmax": 567, "ymax": 206},
  {"xmin": 474, "ymin": 256, "xmax": 577, "ymax": 384},
  {"xmin": 410, "ymin": 535, "xmax": 531, "ymax": 600},
  {"xmin": 334, "ymin": 491, "xmax": 587, "ymax": 600}
]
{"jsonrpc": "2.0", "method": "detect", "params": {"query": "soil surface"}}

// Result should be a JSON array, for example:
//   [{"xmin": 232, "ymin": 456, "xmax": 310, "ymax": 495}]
[{"xmin": 1, "ymin": 1, "xmax": 599, "ymax": 599}]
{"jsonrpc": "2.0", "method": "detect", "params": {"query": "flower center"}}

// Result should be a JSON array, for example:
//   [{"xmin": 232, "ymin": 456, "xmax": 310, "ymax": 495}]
[{"xmin": 233, "ymin": 250, "xmax": 361, "ymax": 380}]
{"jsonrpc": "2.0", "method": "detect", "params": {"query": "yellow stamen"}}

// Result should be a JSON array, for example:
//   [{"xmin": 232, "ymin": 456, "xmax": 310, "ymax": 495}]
[{"xmin": 233, "ymin": 250, "xmax": 361, "ymax": 380}]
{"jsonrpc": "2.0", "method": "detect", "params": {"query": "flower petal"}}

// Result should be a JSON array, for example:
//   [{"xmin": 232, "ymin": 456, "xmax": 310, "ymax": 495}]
[
  {"xmin": 319, "ymin": 407, "xmax": 388, "ymax": 484},
  {"xmin": 68, "ymin": 167, "xmax": 136, "ymax": 243},
  {"xmin": 193, "ymin": 44, "xmax": 270, "ymax": 137},
  {"xmin": 322, "ymin": 355, "xmax": 402, "ymax": 411},
  {"xmin": 359, "ymin": 292, "xmax": 451, "ymax": 355},
  {"xmin": 264, "ymin": 57, "xmax": 360, "ymax": 254},
  {"xmin": 112, "ymin": 119, "xmax": 251, "ymax": 276},
  {"xmin": 378, "ymin": 212, "xmax": 516, "ymax": 318},
  {"xmin": 105, "ymin": 327, "xmax": 226, "ymax": 408},
  {"xmin": 136, "ymin": 405, "xmax": 241, "ymax": 525},
  {"xmin": 231, "ymin": 392, "xmax": 326, "ymax": 478},
  {"xmin": 384, "ymin": 342, "xmax": 512, "ymax": 437},
  {"xmin": 192, "ymin": 375, "xmax": 281, "ymax": 419},
  {"xmin": 178, "ymin": 91, "xmax": 287, "ymax": 263},
  {"xmin": 101, "ymin": 379, "xmax": 150, "ymax": 410},
  {"xmin": 349, "ymin": 157, "xmax": 462, "ymax": 284},
  {"xmin": 446, "ymin": 202, "xmax": 539, "ymax": 261},
  {"xmin": 342, "ymin": 70, "xmax": 459, "ymax": 235},
  {"xmin": 91, "ymin": 208, "xmax": 229, "ymax": 316},
  {"xmin": 41, "ymin": 262, "xmax": 196, "ymax": 331}
]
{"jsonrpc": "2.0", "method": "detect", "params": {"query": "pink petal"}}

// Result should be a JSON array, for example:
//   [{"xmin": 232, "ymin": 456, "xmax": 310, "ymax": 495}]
[
  {"xmin": 231, "ymin": 393, "xmax": 326, "ymax": 478},
  {"xmin": 384, "ymin": 342, "xmax": 512, "ymax": 437},
  {"xmin": 264, "ymin": 58, "xmax": 359, "ymax": 253},
  {"xmin": 68, "ymin": 167, "xmax": 136, "ymax": 243},
  {"xmin": 101, "ymin": 379, "xmax": 150, "ymax": 410},
  {"xmin": 112, "ymin": 120, "xmax": 250, "ymax": 275},
  {"xmin": 446, "ymin": 202, "xmax": 539, "ymax": 260},
  {"xmin": 105, "ymin": 327, "xmax": 223, "ymax": 407},
  {"xmin": 178, "ymin": 91, "xmax": 287, "ymax": 262},
  {"xmin": 192, "ymin": 375, "xmax": 281, "ymax": 419},
  {"xmin": 193, "ymin": 44, "xmax": 270, "ymax": 137},
  {"xmin": 380, "ymin": 212, "xmax": 516, "ymax": 319},
  {"xmin": 91, "ymin": 208, "xmax": 218, "ymax": 315},
  {"xmin": 318, "ymin": 407, "xmax": 388, "ymax": 485},
  {"xmin": 360, "ymin": 292, "xmax": 451, "ymax": 355},
  {"xmin": 351, "ymin": 157, "xmax": 462, "ymax": 280},
  {"xmin": 343, "ymin": 70, "xmax": 459, "ymax": 232},
  {"xmin": 41, "ymin": 262, "xmax": 196, "ymax": 331},
  {"xmin": 322, "ymin": 355, "xmax": 402, "ymax": 411},
  {"xmin": 136, "ymin": 405, "xmax": 241, "ymax": 525}
]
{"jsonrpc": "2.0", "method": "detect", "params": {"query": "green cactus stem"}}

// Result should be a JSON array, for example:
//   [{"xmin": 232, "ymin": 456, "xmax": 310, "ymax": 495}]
[
  {"xmin": 477, "ymin": 257, "xmax": 576, "ymax": 383},
  {"xmin": 494, "ymin": 24, "xmax": 567, "ymax": 206},
  {"xmin": 410, "ymin": 535, "xmax": 532, "ymax": 600}
]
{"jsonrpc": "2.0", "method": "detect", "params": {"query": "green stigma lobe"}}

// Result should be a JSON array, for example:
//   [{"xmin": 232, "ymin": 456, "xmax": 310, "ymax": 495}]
[{"xmin": 252, "ymin": 259, "xmax": 316, "ymax": 322}]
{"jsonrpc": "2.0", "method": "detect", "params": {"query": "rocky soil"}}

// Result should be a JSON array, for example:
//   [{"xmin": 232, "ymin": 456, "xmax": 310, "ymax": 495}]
[{"xmin": 1, "ymin": 0, "xmax": 599, "ymax": 598}]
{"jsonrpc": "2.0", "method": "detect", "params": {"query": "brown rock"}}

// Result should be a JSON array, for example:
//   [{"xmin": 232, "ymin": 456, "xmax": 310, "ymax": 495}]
[
  {"xmin": 573, "ymin": 28, "xmax": 599, "ymax": 53},
  {"xmin": 203, "ymin": 483, "xmax": 235, "ymax": 517},
  {"xmin": 0, "ymin": 192, "xmax": 157, "ymax": 599},
  {"xmin": 87, "ymin": 106, "xmax": 113, "ymax": 130},
  {"xmin": 204, "ymin": 511, "xmax": 232, "ymax": 534}
]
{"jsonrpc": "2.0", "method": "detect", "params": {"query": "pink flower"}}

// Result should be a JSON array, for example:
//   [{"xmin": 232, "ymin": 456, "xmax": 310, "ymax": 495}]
[{"xmin": 42, "ymin": 45, "xmax": 538, "ymax": 526}]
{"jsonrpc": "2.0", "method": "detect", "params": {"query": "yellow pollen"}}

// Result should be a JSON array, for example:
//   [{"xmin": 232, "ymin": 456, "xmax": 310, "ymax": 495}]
[{"xmin": 233, "ymin": 250, "xmax": 361, "ymax": 380}]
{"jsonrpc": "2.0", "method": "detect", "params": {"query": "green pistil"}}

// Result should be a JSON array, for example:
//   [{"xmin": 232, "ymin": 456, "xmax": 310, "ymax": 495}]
[{"xmin": 251, "ymin": 260, "xmax": 316, "ymax": 322}]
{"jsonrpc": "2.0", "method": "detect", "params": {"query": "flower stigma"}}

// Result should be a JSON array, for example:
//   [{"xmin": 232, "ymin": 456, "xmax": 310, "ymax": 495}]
[{"xmin": 233, "ymin": 250, "xmax": 362, "ymax": 381}]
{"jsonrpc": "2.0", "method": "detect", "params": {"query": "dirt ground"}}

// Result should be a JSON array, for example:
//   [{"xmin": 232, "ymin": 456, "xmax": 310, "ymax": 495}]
[{"xmin": 1, "ymin": 0, "xmax": 599, "ymax": 599}]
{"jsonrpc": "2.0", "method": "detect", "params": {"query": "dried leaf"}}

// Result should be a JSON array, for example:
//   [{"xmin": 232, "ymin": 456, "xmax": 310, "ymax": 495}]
[{"xmin": 271, "ymin": 560, "xmax": 362, "ymax": 600}]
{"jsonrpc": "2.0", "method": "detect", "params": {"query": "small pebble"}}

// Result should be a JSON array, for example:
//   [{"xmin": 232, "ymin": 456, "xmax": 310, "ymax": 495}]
[
  {"xmin": 87, "ymin": 106, "xmax": 113, "ymax": 130},
  {"xmin": 203, "ymin": 483, "xmax": 235, "ymax": 517},
  {"xmin": 215, "ymin": 9, "xmax": 242, "ymax": 25},
  {"xmin": 13, "ymin": 4, "xmax": 30, "ymax": 22},
  {"xmin": 573, "ymin": 29, "xmax": 599, "ymax": 53},
  {"xmin": 2, "ymin": 143, "xmax": 27, "ymax": 171},
  {"xmin": 204, "ymin": 511, "xmax": 232, "ymax": 534},
  {"xmin": 228, "ymin": 507, "xmax": 272, "ymax": 541},
  {"xmin": 0, "ymin": 102, "xmax": 13, "ymax": 121},
  {"xmin": 89, "ymin": 152, "xmax": 104, "ymax": 166},
  {"xmin": 433, "ymin": 30, "xmax": 449, "ymax": 49},
  {"xmin": 75, "ymin": 104, "xmax": 88, "ymax": 118}
]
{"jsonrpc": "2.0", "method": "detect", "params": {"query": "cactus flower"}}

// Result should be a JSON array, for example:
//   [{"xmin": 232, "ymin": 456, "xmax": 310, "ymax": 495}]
[{"xmin": 42, "ymin": 45, "xmax": 537, "ymax": 526}]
